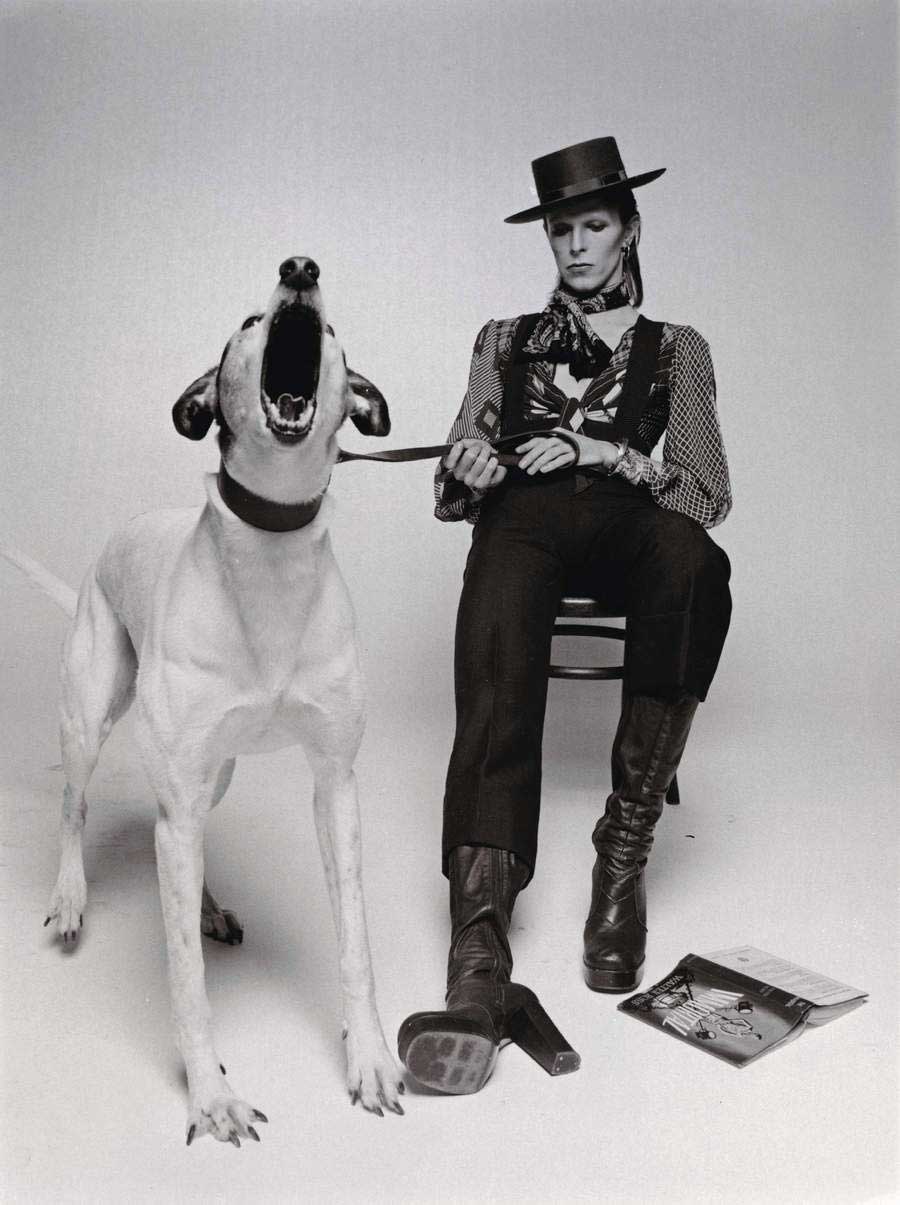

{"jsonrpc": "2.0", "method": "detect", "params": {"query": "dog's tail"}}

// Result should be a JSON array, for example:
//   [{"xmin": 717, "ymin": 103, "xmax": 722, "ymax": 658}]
[{"xmin": 1, "ymin": 546, "xmax": 78, "ymax": 618}]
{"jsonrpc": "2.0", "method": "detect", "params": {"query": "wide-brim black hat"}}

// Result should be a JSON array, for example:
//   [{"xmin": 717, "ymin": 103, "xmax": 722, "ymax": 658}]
[{"xmin": 504, "ymin": 136, "xmax": 665, "ymax": 224}]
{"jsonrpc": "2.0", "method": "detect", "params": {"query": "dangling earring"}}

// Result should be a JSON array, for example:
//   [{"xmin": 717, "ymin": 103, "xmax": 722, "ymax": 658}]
[
  {"xmin": 622, "ymin": 242, "xmax": 639, "ymax": 306},
  {"xmin": 621, "ymin": 244, "xmax": 632, "ymax": 302}
]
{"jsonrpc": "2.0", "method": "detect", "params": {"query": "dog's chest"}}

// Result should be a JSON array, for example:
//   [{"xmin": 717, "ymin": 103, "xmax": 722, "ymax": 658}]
[
  {"xmin": 151, "ymin": 527, "xmax": 361, "ymax": 752},
  {"xmin": 218, "ymin": 543, "xmax": 347, "ymax": 681}
]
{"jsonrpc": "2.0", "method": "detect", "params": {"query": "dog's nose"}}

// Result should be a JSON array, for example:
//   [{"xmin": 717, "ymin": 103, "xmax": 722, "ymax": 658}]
[{"xmin": 278, "ymin": 257, "xmax": 320, "ymax": 288}]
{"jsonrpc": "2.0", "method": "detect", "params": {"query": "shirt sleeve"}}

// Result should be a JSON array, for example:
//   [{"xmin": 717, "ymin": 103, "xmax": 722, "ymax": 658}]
[
  {"xmin": 611, "ymin": 325, "xmax": 732, "ymax": 528},
  {"xmin": 434, "ymin": 320, "xmax": 508, "ymax": 523}
]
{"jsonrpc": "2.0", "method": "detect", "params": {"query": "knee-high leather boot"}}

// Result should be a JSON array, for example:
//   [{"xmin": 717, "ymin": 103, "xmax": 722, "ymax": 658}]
[
  {"xmin": 583, "ymin": 693, "xmax": 699, "ymax": 993},
  {"xmin": 398, "ymin": 845, "xmax": 580, "ymax": 1094}
]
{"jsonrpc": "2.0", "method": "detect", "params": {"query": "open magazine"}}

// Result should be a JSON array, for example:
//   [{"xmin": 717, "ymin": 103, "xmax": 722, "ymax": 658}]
[{"xmin": 618, "ymin": 946, "xmax": 867, "ymax": 1067}]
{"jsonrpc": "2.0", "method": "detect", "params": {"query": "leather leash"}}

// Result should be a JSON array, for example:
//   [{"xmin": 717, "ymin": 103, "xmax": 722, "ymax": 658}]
[
  {"xmin": 336, "ymin": 429, "xmax": 581, "ymax": 468},
  {"xmin": 218, "ymin": 430, "xmax": 583, "ymax": 533}
]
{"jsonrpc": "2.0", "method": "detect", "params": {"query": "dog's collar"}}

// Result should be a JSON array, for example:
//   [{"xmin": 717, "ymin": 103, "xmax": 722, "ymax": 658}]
[{"xmin": 217, "ymin": 462, "xmax": 325, "ymax": 532}]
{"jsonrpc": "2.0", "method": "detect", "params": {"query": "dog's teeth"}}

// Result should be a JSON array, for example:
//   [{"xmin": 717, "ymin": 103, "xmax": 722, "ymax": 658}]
[{"xmin": 277, "ymin": 392, "xmax": 307, "ymax": 407}]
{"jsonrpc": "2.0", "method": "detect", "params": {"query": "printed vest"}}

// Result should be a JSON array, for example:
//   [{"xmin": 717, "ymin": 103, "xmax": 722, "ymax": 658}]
[{"xmin": 500, "ymin": 312, "xmax": 664, "ymax": 458}]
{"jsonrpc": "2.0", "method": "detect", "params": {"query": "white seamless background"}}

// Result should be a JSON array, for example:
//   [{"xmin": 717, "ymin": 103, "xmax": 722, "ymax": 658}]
[{"xmin": 2, "ymin": 2, "xmax": 897, "ymax": 1202}]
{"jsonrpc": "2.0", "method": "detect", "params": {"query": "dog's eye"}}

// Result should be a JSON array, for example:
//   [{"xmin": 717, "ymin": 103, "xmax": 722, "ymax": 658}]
[{"xmin": 241, "ymin": 315, "xmax": 262, "ymax": 330}]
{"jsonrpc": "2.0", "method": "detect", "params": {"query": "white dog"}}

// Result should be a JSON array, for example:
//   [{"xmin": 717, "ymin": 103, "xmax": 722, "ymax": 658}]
[{"xmin": 9, "ymin": 256, "xmax": 405, "ymax": 1145}]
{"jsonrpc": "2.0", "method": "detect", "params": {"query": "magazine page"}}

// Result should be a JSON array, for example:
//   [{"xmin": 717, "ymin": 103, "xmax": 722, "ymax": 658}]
[
  {"xmin": 704, "ymin": 946, "xmax": 866, "ymax": 1008},
  {"xmin": 618, "ymin": 955, "xmax": 812, "ymax": 1067}
]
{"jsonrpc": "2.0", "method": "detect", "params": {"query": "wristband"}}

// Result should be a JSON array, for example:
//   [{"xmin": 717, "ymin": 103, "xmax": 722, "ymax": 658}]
[{"xmin": 607, "ymin": 439, "xmax": 629, "ymax": 476}]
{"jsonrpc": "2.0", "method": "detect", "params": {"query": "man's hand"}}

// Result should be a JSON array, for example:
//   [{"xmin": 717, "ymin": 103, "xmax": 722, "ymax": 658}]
[
  {"xmin": 443, "ymin": 439, "xmax": 508, "ymax": 491},
  {"xmin": 515, "ymin": 430, "xmax": 621, "ymax": 475}
]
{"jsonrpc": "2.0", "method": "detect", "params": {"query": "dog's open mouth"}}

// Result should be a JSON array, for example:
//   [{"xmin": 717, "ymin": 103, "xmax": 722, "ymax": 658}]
[{"xmin": 261, "ymin": 305, "xmax": 321, "ymax": 443}]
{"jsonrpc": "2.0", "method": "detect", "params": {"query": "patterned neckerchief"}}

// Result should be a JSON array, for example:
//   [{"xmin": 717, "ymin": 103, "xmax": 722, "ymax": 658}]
[{"xmin": 521, "ymin": 279, "xmax": 630, "ymax": 380}]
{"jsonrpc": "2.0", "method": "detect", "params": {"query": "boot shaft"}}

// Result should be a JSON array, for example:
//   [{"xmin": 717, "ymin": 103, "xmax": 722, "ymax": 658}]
[
  {"xmin": 584, "ymin": 693, "xmax": 699, "ymax": 993},
  {"xmin": 611, "ymin": 693, "xmax": 698, "ymax": 804},
  {"xmin": 446, "ymin": 845, "xmax": 528, "ymax": 993}
]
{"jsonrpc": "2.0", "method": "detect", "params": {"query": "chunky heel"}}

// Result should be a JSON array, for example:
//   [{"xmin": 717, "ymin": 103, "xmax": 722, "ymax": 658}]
[{"xmin": 505, "ymin": 988, "xmax": 581, "ymax": 1076}]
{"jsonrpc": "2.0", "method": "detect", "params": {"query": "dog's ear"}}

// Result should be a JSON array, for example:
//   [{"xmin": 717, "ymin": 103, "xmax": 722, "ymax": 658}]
[
  {"xmin": 347, "ymin": 368, "xmax": 391, "ymax": 437},
  {"xmin": 172, "ymin": 367, "xmax": 218, "ymax": 439}
]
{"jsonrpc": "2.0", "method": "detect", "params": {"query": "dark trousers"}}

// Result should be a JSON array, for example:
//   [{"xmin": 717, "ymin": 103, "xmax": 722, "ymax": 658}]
[{"xmin": 441, "ymin": 474, "xmax": 732, "ymax": 880}]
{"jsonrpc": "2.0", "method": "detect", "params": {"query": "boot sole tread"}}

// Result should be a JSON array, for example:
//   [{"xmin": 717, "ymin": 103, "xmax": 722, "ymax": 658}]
[{"xmin": 398, "ymin": 1015, "xmax": 497, "ymax": 1094}]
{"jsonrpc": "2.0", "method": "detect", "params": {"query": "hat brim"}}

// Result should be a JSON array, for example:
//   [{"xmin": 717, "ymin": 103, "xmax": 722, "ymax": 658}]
[{"xmin": 503, "ymin": 167, "xmax": 666, "ymax": 224}]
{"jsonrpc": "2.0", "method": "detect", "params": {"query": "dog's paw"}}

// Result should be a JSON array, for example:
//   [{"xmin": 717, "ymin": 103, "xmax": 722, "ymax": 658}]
[
  {"xmin": 200, "ymin": 904, "xmax": 244, "ymax": 945},
  {"xmin": 345, "ymin": 1030, "xmax": 406, "ymax": 1117},
  {"xmin": 44, "ymin": 869, "xmax": 87, "ymax": 945},
  {"xmin": 186, "ymin": 1094, "xmax": 268, "ymax": 1147}
]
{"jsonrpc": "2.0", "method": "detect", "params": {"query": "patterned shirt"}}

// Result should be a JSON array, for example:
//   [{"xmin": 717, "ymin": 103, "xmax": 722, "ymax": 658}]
[{"xmin": 435, "ymin": 314, "xmax": 732, "ymax": 529}]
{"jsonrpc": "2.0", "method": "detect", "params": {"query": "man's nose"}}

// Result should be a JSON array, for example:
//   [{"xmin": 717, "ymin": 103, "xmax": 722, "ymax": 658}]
[{"xmin": 569, "ymin": 226, "xmax": 586, "ymax": 254}]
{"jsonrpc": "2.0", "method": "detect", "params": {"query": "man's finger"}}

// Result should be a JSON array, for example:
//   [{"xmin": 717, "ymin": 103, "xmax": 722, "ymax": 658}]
[
  {"xmin": 517, "ymin": 442, "xmax": 546, "ymax": 470},
  {"xmin": 515, "ymin": 437, "xmax": 542, "ymax": 454},
  {"xmin": 444, "ymin": 441, "xmax": 466, "ymax": 470},
  {"xmin": 539, "ymin": 452, "xmax": 573, "ymax": 473},
  {"xmin": 464, "ymin": 447, "xmax": 494, "ymax": 485},
  {"xmin": 525, "ymin": 441, "xmax": 572, "ymax": 475}
]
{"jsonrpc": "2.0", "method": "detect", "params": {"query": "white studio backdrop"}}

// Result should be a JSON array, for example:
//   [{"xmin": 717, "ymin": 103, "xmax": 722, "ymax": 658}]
[
  {"xmin": 2, "ymin": 2, "xmax": 898, "ymax": 1201},
  {"xmin": 3, "ymin": 0, "xmax": 896, "ymax": 751}
]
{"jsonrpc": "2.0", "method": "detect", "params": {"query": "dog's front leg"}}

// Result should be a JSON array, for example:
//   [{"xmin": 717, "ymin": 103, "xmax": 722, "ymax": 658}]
[
  {"xmin": 143, "ymin": 734, "xmax": 267, "ymax": 1146},
  {"xmin": 311, "ymin": 759, "xmax": 405, "ymax": 1115}
]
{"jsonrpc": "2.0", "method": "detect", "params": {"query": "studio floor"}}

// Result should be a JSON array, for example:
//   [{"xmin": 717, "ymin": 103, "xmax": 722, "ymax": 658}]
[{"xmin": 1, "ymin": 569, "xmax": 896, "ymax": 1205}]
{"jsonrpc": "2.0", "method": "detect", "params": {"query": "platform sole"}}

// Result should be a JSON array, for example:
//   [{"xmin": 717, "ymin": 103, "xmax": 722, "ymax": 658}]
[{"xmin": 583, "ymin": 960, "xmax": 645, "ymax": 993}]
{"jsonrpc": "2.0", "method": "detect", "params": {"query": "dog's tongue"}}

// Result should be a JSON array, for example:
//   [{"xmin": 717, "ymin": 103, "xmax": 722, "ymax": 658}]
[
  {"xmin": 263, "ymin": 390, "xmax": 315, "ymax": 435},
  {"xmin": 276, "ymin": 392, "xmax": 310, "ymax": 422}
]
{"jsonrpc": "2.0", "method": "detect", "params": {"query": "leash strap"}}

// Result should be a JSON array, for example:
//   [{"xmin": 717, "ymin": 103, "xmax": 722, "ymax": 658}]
[{"xmin": 337, "ymin": 428, "xmax": 581, "ymax": 467}]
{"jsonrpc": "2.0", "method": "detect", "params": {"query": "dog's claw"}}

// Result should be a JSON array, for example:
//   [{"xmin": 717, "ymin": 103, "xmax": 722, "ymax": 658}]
[
  {"xmin": 397, "ymin": 1081, "xmax": 406, "ymax": 1095},
  {"xmin": 201, "ymin": 905, "xmax": 244, "ymax": 946},
  {"xmin": 349, "ymin": 1090, "xmax": 359, "ymax": 1107},
  {"xmin": 43, "ymin": 916, "xmax": 51, "ymax": 927},
  {"xmin": 219, "ymin": 1064, "xmax": 226, "ymax": 1075},
  {"xmin": 186, "ymin": 1097, "xmax": 266, "ymax": 1146}
]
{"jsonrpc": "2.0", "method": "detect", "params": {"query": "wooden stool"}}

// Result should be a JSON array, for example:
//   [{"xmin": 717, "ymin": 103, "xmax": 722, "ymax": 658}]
[{"xmin": 549, "ymin": 596, "xmax": 680, "ymax": 805}]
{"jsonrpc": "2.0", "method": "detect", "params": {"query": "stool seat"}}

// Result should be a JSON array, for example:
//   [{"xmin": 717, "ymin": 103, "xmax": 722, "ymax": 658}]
[
  {"xmin": 549, "ymin": 594, "xmax": 680, "ymax": 805},
  {"xmin": 556, "ymin": 596, "xmax": 620, "ymax": 619},
  {"xmin": 549, "ymin": 597, "xmax": 625, "ymax": 681}
]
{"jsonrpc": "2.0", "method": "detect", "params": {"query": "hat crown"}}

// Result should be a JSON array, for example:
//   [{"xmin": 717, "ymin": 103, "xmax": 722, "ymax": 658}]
[{"xmin": 532, "ymin": 137, "xmax": 625, "ymax": 199}]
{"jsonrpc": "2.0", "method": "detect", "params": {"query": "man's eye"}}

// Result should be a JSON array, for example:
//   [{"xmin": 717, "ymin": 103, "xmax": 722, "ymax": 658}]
[
  {"xmin": 588, "ymin": 223, "xmax": 608, "ymax": 232},
  {"xmin": 241, "ymin": 315, "xmax": 262, "ymax": 330},
  {"xmin": 550, "ymin": 225, "xmax": 569, "ymax": 237}
]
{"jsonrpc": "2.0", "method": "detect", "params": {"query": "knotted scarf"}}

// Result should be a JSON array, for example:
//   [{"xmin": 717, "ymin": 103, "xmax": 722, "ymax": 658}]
[{"xmin": 521, "ymin": 279, "xmax": 631, "ymax": 379}]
